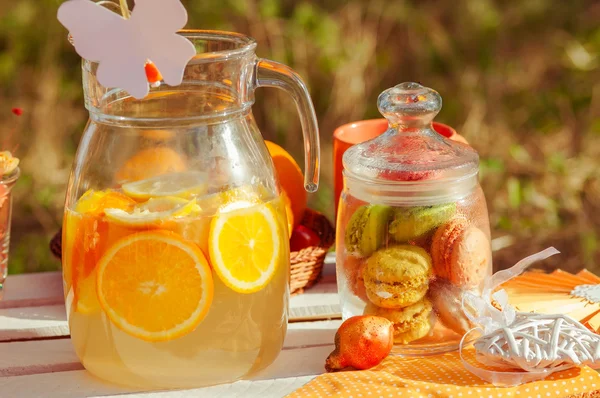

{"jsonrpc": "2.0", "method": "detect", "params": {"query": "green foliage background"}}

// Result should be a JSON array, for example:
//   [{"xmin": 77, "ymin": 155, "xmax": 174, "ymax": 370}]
[{"xmin": 1, "ymin": 0, "xmax": 599, "ymax": 274}]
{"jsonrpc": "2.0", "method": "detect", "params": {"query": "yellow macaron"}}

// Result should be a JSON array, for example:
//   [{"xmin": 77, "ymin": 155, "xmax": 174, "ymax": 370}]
[
  {"xmin": 365, "ymin": 298, "xmax": 433, "ymax": 344},
  {"xmin": 363, "ymin": 245, "xmax": 433, "ymax": 309}
]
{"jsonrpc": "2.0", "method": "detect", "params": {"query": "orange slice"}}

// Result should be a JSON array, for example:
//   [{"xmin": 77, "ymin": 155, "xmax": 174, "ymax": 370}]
[
  {"xmin": 96, "ymin": 231, "xmax": 213, "ymax": 342},
  {"xmin": 209, "ymin": 202, "xmax": 281, "ymax": 293},
  {"xmin": 65, "ymin": 190, "xmax": 137, "ymax": 310},
  {"xmin": 75, "ymin": 190, "xmax": 136, "ymax": 215},
  {"xmin": 76, "ymin": 270, "xmax": 101, "ymax": 314}
]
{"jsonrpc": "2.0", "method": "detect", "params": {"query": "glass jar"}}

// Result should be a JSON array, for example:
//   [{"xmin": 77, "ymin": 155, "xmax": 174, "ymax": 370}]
[
  {"xmin": 0, "ymin": 167, "xmax": 20, "ymax": 292},
  {"xmin": 62, "ymin": 30, "xmax": 319, "ymax": 388},
  {"xmin": 336, "ymin": 82, "xmax": 491, "ymax": 355}
]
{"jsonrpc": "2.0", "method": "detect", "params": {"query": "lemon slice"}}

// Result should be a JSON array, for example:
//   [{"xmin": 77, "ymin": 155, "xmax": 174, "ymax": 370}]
[
  {"xmin": 97, "ymin": 231, "xmax": 214, "ymax": 342},
  {"xmin": 105, "ymin": 197, "xmax": 200, "ymax": 227},
  {"xmin": 209, "ymin": 202, "xmax": 281, "ymax": 293},
  {"xmin": 196, "ymin": 185, "xmax": 268, "ymax": 214},
  {"xmin": 122, "ymin": 171, "xmax": 208, "ymax": 200}
]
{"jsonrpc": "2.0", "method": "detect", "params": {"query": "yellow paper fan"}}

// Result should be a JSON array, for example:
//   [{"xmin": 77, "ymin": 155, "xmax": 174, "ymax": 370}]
[{"xmin": 501, "ymin": 269, "xmax": 600, "ymax": 333}]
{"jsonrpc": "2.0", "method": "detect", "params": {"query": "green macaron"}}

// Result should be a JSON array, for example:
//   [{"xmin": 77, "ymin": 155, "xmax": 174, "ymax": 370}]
[
  {"xmin": 388, "ymin": 202, "xmax": 456, "ymax": 243},
  {"xmin": 344, "ymin": 204, "xmax": 393, "ymax": 257}
]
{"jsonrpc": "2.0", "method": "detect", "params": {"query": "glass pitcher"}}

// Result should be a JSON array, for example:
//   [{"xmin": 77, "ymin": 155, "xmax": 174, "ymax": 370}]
[{"xmin": 62, "ymin": 30, "xmax": 319, "ymax": 388}]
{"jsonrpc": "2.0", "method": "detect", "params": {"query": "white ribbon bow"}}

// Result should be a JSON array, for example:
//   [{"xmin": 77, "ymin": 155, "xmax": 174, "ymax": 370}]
[{"xmin": 458, "ymin": 247, "xmax": 583, "ymax": 387}]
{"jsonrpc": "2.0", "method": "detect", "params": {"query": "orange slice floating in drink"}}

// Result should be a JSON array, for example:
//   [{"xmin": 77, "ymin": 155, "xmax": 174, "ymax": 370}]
[
  {"xmin": 209, "ymin": 202, "xmax": 281, "ymax": 293},
  {"xmin": 75, "ymin": 271, "xmax": 101, "ymax": 314},
  {"xmin": 66, "ymin": 190, "xmax": 137, "ymax": 310},
  {"xmin": 96, "ymin": 231, "xmax": 213, "ymax": 342},
  {"xmin": 75, "ymin": 190, "xmax": 136, "ymax": 215}
]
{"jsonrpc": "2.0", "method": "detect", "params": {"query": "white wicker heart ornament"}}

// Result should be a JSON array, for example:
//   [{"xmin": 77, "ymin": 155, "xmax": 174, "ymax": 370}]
[
  {"xmin": 460, "ymin": 247, "xmax": 600, "ymax": 387},
  {"xmin": 57, "ymin": 0, "xmax": 196, "ymax": 99}
]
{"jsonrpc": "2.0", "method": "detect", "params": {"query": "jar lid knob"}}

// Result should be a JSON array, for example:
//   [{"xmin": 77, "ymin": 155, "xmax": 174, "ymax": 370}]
[{"xmin": 377, "ymin": 82, "xmax": 442, "ymax": 127}]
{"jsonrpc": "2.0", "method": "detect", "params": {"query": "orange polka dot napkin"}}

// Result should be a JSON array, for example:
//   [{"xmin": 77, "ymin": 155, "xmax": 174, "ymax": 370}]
[{"xmin": 287, "ymin": 348, "xmax": 600, "ymax": 398}]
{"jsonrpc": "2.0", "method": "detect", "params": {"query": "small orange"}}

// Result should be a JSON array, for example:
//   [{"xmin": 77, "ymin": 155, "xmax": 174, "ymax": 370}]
[
  {"xmin": 97, "ymin": 231, "xmax": 214, "ymax": 342},
  {"xmin": 265, "ymin": 141, "xmax": 307, "ymax": 229},
  {"xmin": 115, "ymin": 147, "xmax": 187, "ymax": 183}
]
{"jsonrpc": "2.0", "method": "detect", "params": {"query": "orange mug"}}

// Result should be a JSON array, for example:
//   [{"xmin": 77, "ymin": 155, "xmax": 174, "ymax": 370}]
[{"xmin": 333, "ymin": 119, "xmax": 468, "ymax": 217}]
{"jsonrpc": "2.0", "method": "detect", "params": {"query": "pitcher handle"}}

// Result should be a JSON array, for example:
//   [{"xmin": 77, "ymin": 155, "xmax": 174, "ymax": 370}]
[{"xmin": 254, "ymin": 59, "xmax": 320, "ymax": 193}]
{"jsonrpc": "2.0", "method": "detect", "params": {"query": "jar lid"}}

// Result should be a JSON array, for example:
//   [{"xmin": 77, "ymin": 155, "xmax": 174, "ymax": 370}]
[{"xmin": 343, "ymin": 82, "xmax": 480, "ymax": 205}]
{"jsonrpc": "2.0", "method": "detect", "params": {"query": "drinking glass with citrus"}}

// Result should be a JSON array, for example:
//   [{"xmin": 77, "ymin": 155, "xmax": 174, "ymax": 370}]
[{"xmin": 62, "ymin": 31, "xmax": 319, "ymax": 388}]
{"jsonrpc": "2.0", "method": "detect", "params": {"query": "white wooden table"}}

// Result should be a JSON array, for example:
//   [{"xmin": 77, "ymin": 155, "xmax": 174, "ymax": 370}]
[{"xmin": 0, "ymin": 254, "xmax": 342, "ymax": 398}]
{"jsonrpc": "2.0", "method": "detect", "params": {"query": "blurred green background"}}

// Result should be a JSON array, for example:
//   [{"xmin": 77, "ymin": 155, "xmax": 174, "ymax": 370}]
[{"xmin": 1, "ymin": 0, "xmax": 599, "ymax": 275}]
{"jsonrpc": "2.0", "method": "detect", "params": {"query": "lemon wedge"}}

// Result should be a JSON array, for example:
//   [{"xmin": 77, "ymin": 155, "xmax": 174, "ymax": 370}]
[
  {"xmin": 122, "ymin": 171, "xmax": 208, "ymax": 200},
  {"xmin": 105, "ymin": 197, "xmax": 201, "ymax": 227},
  {"xmin": 196, "ymin": 185, "xmax": 267, "ymax": 214}
]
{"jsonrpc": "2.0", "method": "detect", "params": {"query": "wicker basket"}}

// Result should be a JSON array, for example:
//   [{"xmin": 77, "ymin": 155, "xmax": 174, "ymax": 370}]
[
  {"xmin": 49, "ymin": 208, "xmax": 335, "ymax": 295},
  {"xmin": 289, "ymin": 209, "xmax": 335, "ymax": 295}
]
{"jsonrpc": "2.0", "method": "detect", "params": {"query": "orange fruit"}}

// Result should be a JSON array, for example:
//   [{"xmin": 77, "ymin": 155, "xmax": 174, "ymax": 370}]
[
  {"xmin": 115, "ymin": 147, "xmax": 187, "ymax": 183},
  {"xmin": 209, "ymin": 202, "xmax": 281, "ymax": 293},
  {"xmin": 97, "ymin": 231, "xmax": 213, "ymax": 342},
  {"xmin": 265, "ymin": 141, "xmax": 307, "ymax": 229}
]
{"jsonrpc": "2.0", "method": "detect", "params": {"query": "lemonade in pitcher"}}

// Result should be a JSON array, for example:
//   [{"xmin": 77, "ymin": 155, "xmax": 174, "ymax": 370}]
[
  {"xmin": 60, "ymin": 23, "xmax": 320, "ymax": 387},
  {"xmin": 63, "ymin": 178, "xmax": 290, "ymax": 388}
]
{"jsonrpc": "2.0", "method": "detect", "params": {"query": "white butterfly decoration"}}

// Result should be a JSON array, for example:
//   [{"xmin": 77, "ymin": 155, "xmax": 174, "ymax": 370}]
[{"xmin": 57, "ymin": 0, "xmax": 196, "ymax": 99}]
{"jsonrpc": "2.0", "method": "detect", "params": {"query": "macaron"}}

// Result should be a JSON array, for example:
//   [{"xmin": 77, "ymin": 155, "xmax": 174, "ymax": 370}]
[
  {"xmin": 431, "ymin": 219, "xmax": 491, "ymax": 287},
  {"xmin": 363, "ymin": 245, "xmax": 432, "ymax": 309},
  {"xmin": 344, "ymin": 204, "xmax": 393, "ymax": 257},
  {"xmin": 428, "ymin": 279, "xmax": 474, "ymax": 336},
  {"xmin": 364, "ymin": 298, "xmax": 433, "ymax": 344},
  {"xmin": 388, "ymin": 203, "xmax": 456, "ymax": 243}
]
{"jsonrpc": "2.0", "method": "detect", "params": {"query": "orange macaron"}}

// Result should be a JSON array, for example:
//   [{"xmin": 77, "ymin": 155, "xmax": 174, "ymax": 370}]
[{"xmin": 431, "ymin": 219, "xmax": 491, "ymax": 287}]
